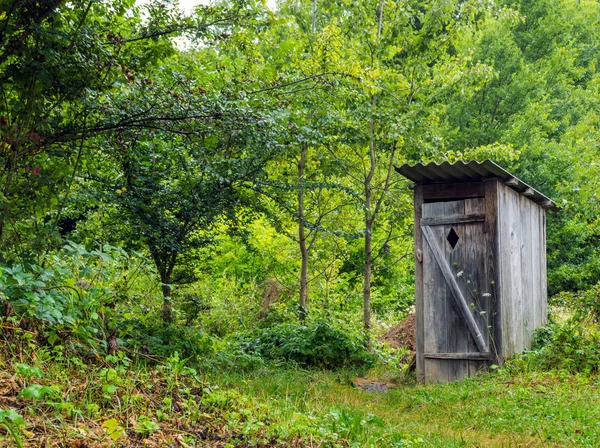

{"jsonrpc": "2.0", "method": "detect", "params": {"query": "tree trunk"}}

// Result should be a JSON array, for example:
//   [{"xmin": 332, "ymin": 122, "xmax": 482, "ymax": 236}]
[
  {"xmin": 363, "ymin": 177, "xmax": 373, "ymax": 343},
  {"xmin": 151, "ymin": 249, "xmax": 177, "ymax": 326},
  {"xmin": 362, "ymin": 0, "xmax": 385, "ymax": 347},
  {"xmin": 161, "ymin": 281, "xmax": 173, "ymax": 324},
  {"xmin": 298, "ymin": 143, "xmax": 308, "ymax": 321}
]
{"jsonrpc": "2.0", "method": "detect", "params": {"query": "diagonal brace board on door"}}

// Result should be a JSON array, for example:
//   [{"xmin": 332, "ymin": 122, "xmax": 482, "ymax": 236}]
[{"xmin": 421, "ymin": 225, "xmax": 488, "ymax": 353}]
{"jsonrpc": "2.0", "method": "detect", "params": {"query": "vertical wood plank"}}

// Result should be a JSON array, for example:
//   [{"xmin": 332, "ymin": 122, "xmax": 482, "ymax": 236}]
[
  {"xmin": 530, "ymin": 203, "xmax": 542, "ymax": 331},
  {"xmin": 498, "ymin": 184, "xmax": 512, "ymax": 357},
  {"xmin": 464, "ymin": 198, "xmax": 488, "ymax": 376},
  {"xmin": 422, "ymin": 202, "xmax": 449, "ymax": 382},
  {"xmin": 421, "ymin": 225, "xmax": 488, "ymax": 353},
  {"xmin": 444, "ymin": 200, "xmax": 468, "ymax": 381},
  {"xmin": 498, "ymin": 183, "xmax": 524, "ymax": 357},
  {"xmin": 483, "ymin": 180, "xmax": 501, "ymax": 364},
  {"xmin": 510, "ymin": 189, "xmax": 524, "ymax": 354},
  {"xmin": 520, "ymin": 196, "xmax": 534, "ymax": 349},
  {"xmin": 541, "ymin": 210, "xmax": 548, "ymax": 325},
  {"xmin": 414, "ymin": 186, "xmax": 425, "ymax": 382}
]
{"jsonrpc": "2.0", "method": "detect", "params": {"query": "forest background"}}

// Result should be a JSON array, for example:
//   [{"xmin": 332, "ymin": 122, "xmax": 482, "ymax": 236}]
[{"xmin": 1, "ymin": 0, "xmax": 600, "ymax": 446}]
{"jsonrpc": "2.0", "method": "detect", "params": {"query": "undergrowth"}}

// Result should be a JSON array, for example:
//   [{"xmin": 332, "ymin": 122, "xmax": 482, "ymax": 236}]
[{"xmin": 2, "ymin": 243, "xmax": 600, "ymax": 446}]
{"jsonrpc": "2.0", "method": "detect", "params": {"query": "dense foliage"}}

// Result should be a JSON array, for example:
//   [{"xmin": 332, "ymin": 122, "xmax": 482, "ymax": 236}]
[{"xmin": 2, "ymin": 0, "xmax": 600, "ymax": 444}]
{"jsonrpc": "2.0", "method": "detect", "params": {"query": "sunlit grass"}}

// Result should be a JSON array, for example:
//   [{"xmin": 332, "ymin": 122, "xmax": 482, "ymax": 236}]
[
  {"xmin": 2, "ymin": 334, "xmax": 599, "ymax": 447},
  {"xmin": 212, "ymin": 365, "xmax": 600, "ymax": 447}
]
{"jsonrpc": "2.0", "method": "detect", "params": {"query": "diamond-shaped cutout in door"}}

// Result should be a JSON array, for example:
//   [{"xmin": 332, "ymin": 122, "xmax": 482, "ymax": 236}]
[{"xmin": 447, "ymin": 227, "xmax": 459, "ymax": 249}]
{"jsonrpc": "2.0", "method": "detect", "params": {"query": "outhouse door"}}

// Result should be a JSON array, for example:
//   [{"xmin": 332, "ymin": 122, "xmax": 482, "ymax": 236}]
[{"xmin": 421, "ymin": 198, "xmax": 492, "ymax": 382}]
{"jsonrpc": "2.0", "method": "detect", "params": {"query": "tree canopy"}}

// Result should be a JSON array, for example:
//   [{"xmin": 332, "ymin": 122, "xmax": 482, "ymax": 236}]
[{"xmin": 1, "ymin": 0, "xmax": 600, "ymax": 345}]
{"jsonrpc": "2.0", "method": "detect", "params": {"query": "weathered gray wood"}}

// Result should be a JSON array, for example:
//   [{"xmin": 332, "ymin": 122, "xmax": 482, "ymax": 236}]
[
  {"xmin": 444, "ymin": 200, "xmax": 468, "ymax": 381},
  {"xmin": 531, "ymin": 202, "xmax": 542, "ymax": 330},
  {"xmin": 497, "ymin": 186, "xmax": 510, "ymax": 356},
  {"xmin": 522, "ymin": 187, "xmax": 534, "ymax": 197},
  {"xmin": 541, "ymin": 210, "xmax": 548, "ymax": 325},
  {"xmin": 422, "ymin": 202, "xmax": 449, "ymax": 382},
  {"xmin": 463, "ymin": 198, "xmax": 488, "ymax": 376},
  {"xmin": 483, "ymin": 179, "xmax": 501, "ymax": 365},
  {"xmin": 414, "ymin": 185, "xmax": 425, "ymax": 382},
  {"xmin": 424, "ymin": 352, "xmax": 490, "ymax": 360},
  {"xmin": 422, "ymin": 182, "xmax": 484, "ymax": 202},
  {"xmin": 414, "ymin": 177, "xmax": 550, "ymax": 382},
  {"xmin": 508, "ymin": 187, "xmax": 524, "ymax": 355},
  {"xmin": 420, "ymin": 213, "xmax": 485, "ymax": 226},
  {"xmin": 520, "ymin": 196, "xmax": 534, "ymax": 349},
  {"xmin": 498, "ymin": 183, "xmax": 518, "ymax": 357},
  {"xmin": 421, "ymin": 224, "xmax": 487, "ymax": 353}
]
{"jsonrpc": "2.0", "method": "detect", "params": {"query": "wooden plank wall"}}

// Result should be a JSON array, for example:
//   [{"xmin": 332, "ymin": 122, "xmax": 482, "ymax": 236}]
[
  {"xmin": 422, "ymin": 199, "xmax": 488, "ymax": 382},
  {"xmin": 444, "ymin": 200, "xmax": 468, "ymax": 382},
  {"xmin": 464, "ymin": 198, "xmax": 489, "ymax": 377},
  {"xmin": 414, "ymin": 186, "xmax": 425, "ymax": 382},
  {"xmin": 497, "ymin": 182, "xmax": 548, "ymax": 357},
  {"xmin": 422, "ymin": 202, "xmax": 450, "ymax": 382},
  {"xmin": 415, "ymin": 179, "xmax": 548, "ymax": 380},
  {"xmin": 484, "ymin": 179, "xmax": 502, "ymax": 365}
]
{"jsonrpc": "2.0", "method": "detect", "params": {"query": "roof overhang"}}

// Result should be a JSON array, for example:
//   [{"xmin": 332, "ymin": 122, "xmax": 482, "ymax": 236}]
[{"xmin": 396, "ymin": 160, "xmax": 557, "ymax": 210}]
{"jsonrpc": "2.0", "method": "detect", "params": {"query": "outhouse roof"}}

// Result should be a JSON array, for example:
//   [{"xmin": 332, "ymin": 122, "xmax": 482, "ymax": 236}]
[{"xmin": 396, "ymin": 160, "xmax": 557, "ymax": 209}]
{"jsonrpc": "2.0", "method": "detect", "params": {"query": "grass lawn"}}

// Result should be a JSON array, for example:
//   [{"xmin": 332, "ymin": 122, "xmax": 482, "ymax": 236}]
[
  {"xmin": 2, "ymin": 348, "xmax": 599, "ymax": 447},
  {"xmin": 212, "ymin": 365, "xmax": 600, "ymax": 447}
]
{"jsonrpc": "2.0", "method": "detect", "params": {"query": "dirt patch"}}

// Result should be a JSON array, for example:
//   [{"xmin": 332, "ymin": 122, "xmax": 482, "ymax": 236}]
[
  {"xmin": 380, "ymin": 313, "xmax": 416, "ymax": 369},
  {"xmin": 381, "ymin": 313, "xmax": 416, "ymax": 351},
  {"xmin": 352, "ymin": 377, "xmax": 393, "ymax": 393}
]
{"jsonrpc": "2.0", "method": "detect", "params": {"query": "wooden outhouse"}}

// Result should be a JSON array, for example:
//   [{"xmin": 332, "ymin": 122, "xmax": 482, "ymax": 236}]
[{"xmin": 396, "ymin": 160, "xmax": 556, "ymax": 383}]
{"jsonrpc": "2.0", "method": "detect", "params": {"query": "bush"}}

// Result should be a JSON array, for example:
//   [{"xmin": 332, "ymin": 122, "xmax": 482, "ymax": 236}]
[
  {"xmin": 554, "ymin": 282, "xmax": 600, "ymax": 321},
  {"xmin": 526, "ymin": 319, "xmax": 600, "ymax": 374},
  {"xmin": 121, "ymin": 319, "xmax": 214, "ymax": 363},
  {"xmin": 0, "ymin": 242, "xmax": 136, "ymax": 344},
  {"xmin": 235, "ymin": 320, "xmax": 374, "ymax": 369}
]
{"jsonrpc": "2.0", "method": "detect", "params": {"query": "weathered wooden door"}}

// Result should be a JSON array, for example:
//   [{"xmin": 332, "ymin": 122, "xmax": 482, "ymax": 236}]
[{"xmin": 421, "ymin": 198, "xmax": 492, "ymax": 382}]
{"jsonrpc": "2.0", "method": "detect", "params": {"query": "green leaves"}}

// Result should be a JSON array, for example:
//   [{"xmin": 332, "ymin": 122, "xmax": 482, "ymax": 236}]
[
  {"xmin": 236, "ymin": 319, "xmax": 375, "ymax": 368},
  {"xmin": 102, "ymin": 418, "xmax": 126, "ymax": 442},
  {"xmin": 0, "ymin": 408, "xmax": 24, "ymax": 448},
  {"xmin": 20, "ymin": 384, "xmax": 61, "ymax": 401}
]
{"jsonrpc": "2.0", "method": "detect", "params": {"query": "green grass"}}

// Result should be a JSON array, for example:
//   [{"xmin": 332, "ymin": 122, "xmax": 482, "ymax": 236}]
[
  {"xmin": 1, "ymin": 337, "xmax": 599, "ymax": 447},
  {"xmin": 209, "ymin": 365, "xmax": 600, "ymax": 447}
]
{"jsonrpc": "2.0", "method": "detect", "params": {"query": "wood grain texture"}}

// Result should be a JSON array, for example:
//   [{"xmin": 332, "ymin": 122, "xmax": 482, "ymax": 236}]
[
  {"xmin": 424, "ymin": 352, "xmax": 490, "ymax": 360},
  {"xmin": 464, "ymin": 198, "xmax": 488, "ymax": 376},
  {"xmin": 497, "ymin": 183, "xmax": 520, "ymax": 357},
  {"xmin": 509, "ymin": 187, "xmax": 524, "ymax": 354},
  {"xmin": 483, "ymin": 179, "xmax": 501, "ymax": 365},
  {"xmin": 420, "ymin": 213, "xmax": 485, "ymax": 226},
  {"xmin": 520, "ymin": 196, "xmax": 534, "ymax": 349},
  {"xmin": 444, "ymin": 200, "xmax": 468, "ymax": 381},
  {"xmin": 414, "ymin": 178, "xmax": 549, "ymax": 381},
  {"xmin": 497, "ymin": 182, "xmax": 548, "ymax": 356},
  {"xmin": 541, "ymin": 211, "xmax": 548, "ymax": 325},
  {"xmin": 531, "ymin": 204, "xmax": 542, "ymax": 330},
  {"xmin": 421, "ymin": 225, "xmax": 487, "ymax": 353},
  {"xmin": 422, "ymin": 182, "xmax": 484, "ymax": 202},
  {"xmin": 414, "ymin": 185, "xmax": 425, "ymax": 382},
  {"xmin": 422, "ymin": 202, "xmax": 449, "ymax": 382}
]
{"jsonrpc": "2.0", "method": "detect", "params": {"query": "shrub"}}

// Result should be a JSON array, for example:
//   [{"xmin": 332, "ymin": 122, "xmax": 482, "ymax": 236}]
[
  {"xmin": 526, "ymin": 319, "xmax": 600, "ymax": 374},
  {"xmin": 0, "ymin": 242, "xmax": 135, "ymax": 344},
  {"xmin": 235, "ymin": 320, "xmax": 374, "ymax": 369},
  {"xmin": 555, "ymin": 282, "xmax": 600, "ymax": 321},
  {"xmin": 121, "ymin": 319, "xmax": 214, "ymax": 363}
]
